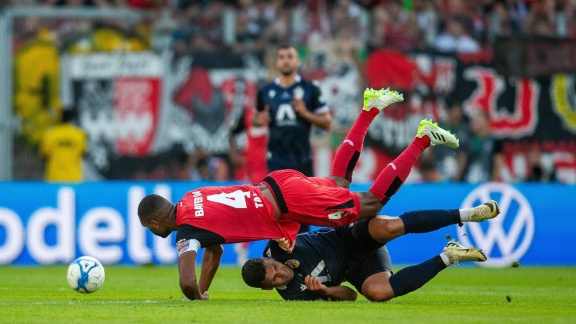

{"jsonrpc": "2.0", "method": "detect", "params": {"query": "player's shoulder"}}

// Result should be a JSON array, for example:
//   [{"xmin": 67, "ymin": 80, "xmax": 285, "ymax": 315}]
[
  {"xmin": 259, "ymin": 81, "xmax": 278, "ymax": 91},
  {"xmin": 176, "ymin": 224, "xmax": 225, "ymax": 247},
  {"xmin": 298, "ymin": 77, "xmax": 320, "ymax": 88}
]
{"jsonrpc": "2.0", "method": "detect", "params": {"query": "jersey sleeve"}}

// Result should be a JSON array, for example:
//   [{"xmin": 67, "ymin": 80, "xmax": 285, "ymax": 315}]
[
  {"xmin": 277, "ymin": 287, "xmax": 326, "ymax": 301},
  {"xmin": 176, "ymin": 224, "xmax": 225, "ymax": 249},
  {"xmin": 310, "ymin": 82, "xmax": 328, "ymax": 114}
]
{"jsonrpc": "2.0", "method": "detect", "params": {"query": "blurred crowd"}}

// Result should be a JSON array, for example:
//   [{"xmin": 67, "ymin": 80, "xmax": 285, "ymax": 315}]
[
  {"xmin": 5, "ymin": 0, "xmax": 566, "ymax": 183},
  {"xmin": 7, "ymin": 0, "xmax": 576, "ymax": 52}
]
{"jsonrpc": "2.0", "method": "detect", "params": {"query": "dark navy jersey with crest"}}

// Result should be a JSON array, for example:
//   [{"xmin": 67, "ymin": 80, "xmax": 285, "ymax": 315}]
[
  {"xmin": 263, "ymin": 228, "xmax": 349, "ymax": 301},
  {"xmin": 257, "ymin": 75, "xmax": 328, "ymax": 175},
  {"xmin": 263, "ymin": 220, "xmax": 392, "ymax": 300}
]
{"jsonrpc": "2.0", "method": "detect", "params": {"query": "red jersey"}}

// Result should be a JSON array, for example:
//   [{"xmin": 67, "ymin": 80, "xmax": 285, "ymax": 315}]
[{"xmin": 176, "ymin": 184, "xmax": 300, "ymax": 247}]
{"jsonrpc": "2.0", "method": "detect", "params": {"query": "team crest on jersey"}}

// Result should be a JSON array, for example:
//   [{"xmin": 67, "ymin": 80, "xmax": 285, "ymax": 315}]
[
  {"xmin": 268, "ymin": 90, "xmax": 276, "ymax": 98},
  {"xmin": 294, "ymin": 86, "xmax": 304, "ymax": 99},
  {"xmin": 285, "ymin": 259, "xmax": 300, "ymax": 268},
  {"xmin": 265, "ymin": 247, "xmax": 271, "ymax": 257}
]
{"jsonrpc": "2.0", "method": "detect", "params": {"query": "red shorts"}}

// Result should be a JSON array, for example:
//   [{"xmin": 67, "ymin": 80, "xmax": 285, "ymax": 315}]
[{"xmin": 263, "ymin": 170, "xmax": 361, "ymax": 227}]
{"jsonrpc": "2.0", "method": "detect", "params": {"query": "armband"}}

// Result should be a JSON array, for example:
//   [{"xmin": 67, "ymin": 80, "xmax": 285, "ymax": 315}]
[{"xmin": 176, "ymin": 238, "xmax": 201, "ymax": 256}]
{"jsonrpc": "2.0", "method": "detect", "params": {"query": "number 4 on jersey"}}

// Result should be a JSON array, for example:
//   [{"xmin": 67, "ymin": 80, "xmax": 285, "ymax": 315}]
[{"xmin": 207, "ymin": 190, "xmax": 251, "ymax": 208}]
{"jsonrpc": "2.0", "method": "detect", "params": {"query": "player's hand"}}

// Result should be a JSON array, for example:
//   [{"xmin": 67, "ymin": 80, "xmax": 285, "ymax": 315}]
[
  {"xmin": 291, "ymin": 98, "xmax": 306, "ymax": 116},
  {"xmin": 199, "ymin": 291, "xmax": 209, "ymax": 300},
  {"xmin": 304, "ymin": 275, "xmax": 328, "ymax": 295},
  {"xmin": 275, "ymin": 237, "xmax": 295, "ymax": 253},
  {"xmin": 252, "ymin": 106, "xmax": 270, "ymax": 126}
]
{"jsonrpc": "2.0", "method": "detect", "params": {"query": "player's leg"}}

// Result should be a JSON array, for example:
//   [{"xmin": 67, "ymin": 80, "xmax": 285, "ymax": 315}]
[
  {"xmin": 330, "ymin": 88, "xmax": 403, "ymax": 188},
  {"xmin": 362, "ymin": 241, "xmax": 487, "ymax": 302},
  {"xmin": 364, "ymin": 119, "xmax": 460, "ymax": 212},
  {"xmin": 367, "ymin": 200, "xmax": 500, "ymax": 243}
]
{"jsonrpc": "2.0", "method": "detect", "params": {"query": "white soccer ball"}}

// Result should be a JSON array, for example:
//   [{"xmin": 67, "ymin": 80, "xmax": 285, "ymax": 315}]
[{"xmin": 67, "ymin": 256, "xmax": 105, "ymax": 293}]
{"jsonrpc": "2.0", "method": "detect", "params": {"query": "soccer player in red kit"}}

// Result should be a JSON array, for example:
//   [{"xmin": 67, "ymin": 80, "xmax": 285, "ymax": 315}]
[
  {"xmin": 229, "ymin": 100, "xmax": 269, "ymax": 265},
  {"xmin": 137, "ymin": 88, "xmax": 460, "ymax": 301}
]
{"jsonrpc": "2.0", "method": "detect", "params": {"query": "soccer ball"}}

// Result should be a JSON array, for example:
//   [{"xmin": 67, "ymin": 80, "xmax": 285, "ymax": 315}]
[{"xmin": 67, "ymin": 256, "xmax": 105, "ymax": 293}]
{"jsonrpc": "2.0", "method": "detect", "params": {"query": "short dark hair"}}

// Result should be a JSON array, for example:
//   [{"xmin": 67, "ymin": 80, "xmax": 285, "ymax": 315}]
[
  {"xmin": 137, "ymin": 194, "xmax": 166, "ymax": 224},
  {"xmin": 241, "ymin": 258, "xmax": 267, "ymax": 288},
  {"xmin": 276, "ymin": 43, "xmax": 295, "ymax": 53}
]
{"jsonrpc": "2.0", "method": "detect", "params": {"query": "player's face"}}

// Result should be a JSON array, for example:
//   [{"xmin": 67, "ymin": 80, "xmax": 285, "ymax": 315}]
[
  {"xmin": 261, "ymin": 258, "xmax": 294, "ymax": 288},
  {"xmin": 276, "ymin": 47, "xmax": 299, "ymax": 77},
  {"xmin": 144, "ymin": 222, "xmax": 172, "ymax": 238}
]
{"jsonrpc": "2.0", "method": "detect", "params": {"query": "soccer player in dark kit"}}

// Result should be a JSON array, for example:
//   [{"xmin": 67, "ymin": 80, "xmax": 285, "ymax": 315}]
[
  {"xmin": 252, "ymin": 43, "xmax": 331, "ymax": 178},
  {"xmin": 241, "ymin": 201, "xmax": 500, "ymax": 301},
  {"xmin": 252, "ymin": 43, "xmax": 331, "ymax": 234},
  {"xmin": 138, "ymin": 88, "xmax": 461, "ymax": 300}
]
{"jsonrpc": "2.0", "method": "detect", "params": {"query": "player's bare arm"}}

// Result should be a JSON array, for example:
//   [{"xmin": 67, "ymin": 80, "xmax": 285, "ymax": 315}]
[
  {"xmin": 198, "ymin": 245, "xmax": 224, "ymax": 294},
  {"xmin": 292, "ymin": 102, "xmax": 332, "ymax": 130},
  {"xmin": 304, "ymin": 275, "xmax": 358, "ymax": 301},
  {"xmin": 177, "ymin": 250, "xmax": 207, "ymax": 300}
]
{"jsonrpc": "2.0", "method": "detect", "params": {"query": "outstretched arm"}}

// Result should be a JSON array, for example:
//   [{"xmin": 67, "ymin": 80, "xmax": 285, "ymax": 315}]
[
  {"xmin": 304, "ymin": 275, "xmax": 358, "ymax": 301},
  {"xmin": 198, "ymin": 245, "xmax": 224, "ymax": 293},
  {"xmin": 178, "ymin": 250, "xmax": 208, "ymax": 300}
]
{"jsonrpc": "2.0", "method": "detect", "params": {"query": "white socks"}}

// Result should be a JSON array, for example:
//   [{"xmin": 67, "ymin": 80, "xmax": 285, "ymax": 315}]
[
  {"xmin": 459, "ymin": 208, "xmax": 470, "ymax": 222},
  {"xmin": 439, "ymin": 253, "xmax": 451, "ymax": 266}
]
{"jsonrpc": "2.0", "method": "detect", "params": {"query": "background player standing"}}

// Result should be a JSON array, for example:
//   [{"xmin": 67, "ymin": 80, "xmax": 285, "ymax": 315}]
[{"xmin": 252, "ymin": 43, "xmax": 332, "ymax": 234}]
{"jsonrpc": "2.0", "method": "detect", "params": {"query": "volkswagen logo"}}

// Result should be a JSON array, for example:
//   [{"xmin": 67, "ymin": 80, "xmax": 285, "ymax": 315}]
[{"xmin": 458, "ymin": 183, "xmax": 535, "ymax": 267}]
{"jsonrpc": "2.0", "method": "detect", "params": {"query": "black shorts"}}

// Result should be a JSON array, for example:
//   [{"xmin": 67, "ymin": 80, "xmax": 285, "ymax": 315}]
[{"xmin": 335, "ymin": 219, "xmax": 393, "ymax": 293}]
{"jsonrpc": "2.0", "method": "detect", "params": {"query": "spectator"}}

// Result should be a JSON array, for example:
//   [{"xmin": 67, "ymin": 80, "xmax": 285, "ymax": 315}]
[
  {"xmin": 523, "ymin": 0, "xmax": 562, "ymax": 37},
  {"xmin": 232, "ymin": 0, "xmax": 282, "ymax": 52},
  {"xmin": 412, "ymin": 0, "xmax": 440, "ymax": 48},
  {"xmin": 504, "ymin": 0, "xmax": 529, "ymax": 26},
  {"xmin": 557, "ymin": 0, "xmax": 576, "ymax": 38},
  {"xmin": 526, "ymin": 145, "xmax": 556, "ymax": 182},
  {"xmin": 460, "ymin": 110, "xmax": 504, "ymax": 183},
  {"xmin": 187, "ymin": 150, "xmax": 230, "ymax": 181},
  {"xmin": 370, "ymin": 0, "xmax": 423, "ymax": 51},
  {"xmin": 488, "ymin": 1, "xmax": 522, "ymax": 41},
  {"xmin": 418, "ymin": 158, "xmax": 442, "ymax": 182},
  {"xmin": 177, "ymin": 1, "xmax": 227, "ymax": 51},
  {"xmin": 435, "ymin": 16, "xmax": 480, "ymax": 53},
  {"xmin": 433, "ymin": 99, "xmax": 471, "ymax": 181},
  {"xmin": 291, "ymin": 0, "xmax": 333, "ymax": 45},
  {"xmin": 467, "ymin": 1, "xmax": 490, "ymax": 45},
  {"xmin": 40, "ymin": 109, "xmax": 88, "ymax": 182}
]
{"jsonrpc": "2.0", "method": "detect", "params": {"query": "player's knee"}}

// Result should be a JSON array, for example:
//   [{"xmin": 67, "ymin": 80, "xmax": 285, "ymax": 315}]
[
  {"xmin": 370, "ymin": 218, "xmax": 404, "ymax": 242},
  {"xmin": 381, "ymin": 219, "xmax": 404, "ymax": 237},
  {"xmin": 362, "ymin": 283, "xmax": 394, "ymax": 302}
]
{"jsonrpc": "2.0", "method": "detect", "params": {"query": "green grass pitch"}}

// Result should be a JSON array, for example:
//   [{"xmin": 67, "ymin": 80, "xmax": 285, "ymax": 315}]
[{"xmin": 1, "ymin": 265, "xmax": 575, "ymax": 323}]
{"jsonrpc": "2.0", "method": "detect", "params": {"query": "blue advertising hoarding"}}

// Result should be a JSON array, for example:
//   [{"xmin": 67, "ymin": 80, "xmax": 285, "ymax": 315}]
[{"xmin": 0, "ymin": 181, "xmax": 574, "ymax": 267}]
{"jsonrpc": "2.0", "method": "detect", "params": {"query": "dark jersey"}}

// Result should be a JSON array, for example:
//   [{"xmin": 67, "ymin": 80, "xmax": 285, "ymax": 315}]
[
  {"xmin": 263, "ymin": 220, "xmax": 393, "ymax": 300},
  {"xmin": 264, "ymin": 228, "xmax": 348, "ymax": 300},
  {"xmin": 256, "ymin": 75, "xmax": 328, "ymax": 174}
]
